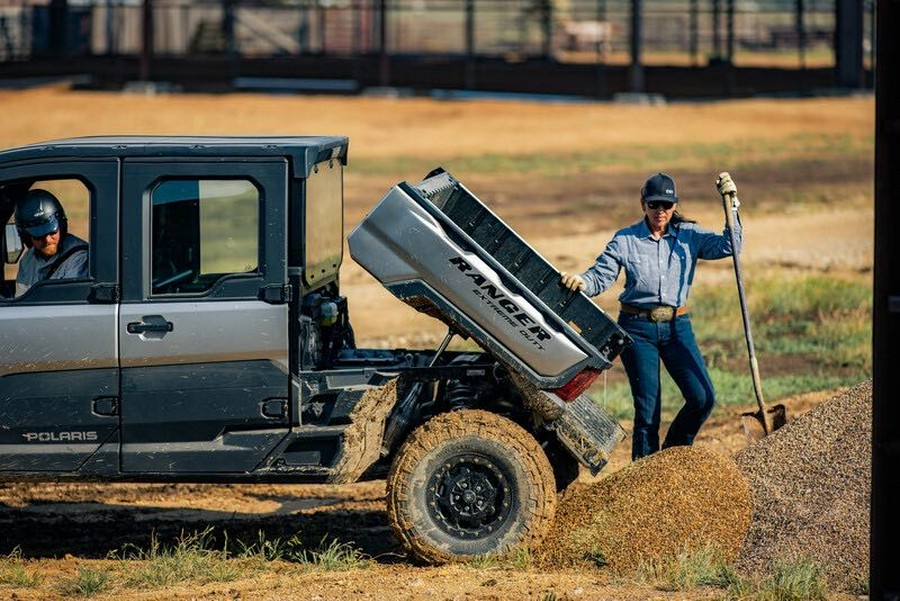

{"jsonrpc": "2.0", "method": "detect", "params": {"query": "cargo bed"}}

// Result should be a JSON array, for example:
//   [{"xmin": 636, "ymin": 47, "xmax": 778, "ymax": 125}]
[{"xmin": 348, "ymin": 168, "xmax": 630, "ymax": 393}]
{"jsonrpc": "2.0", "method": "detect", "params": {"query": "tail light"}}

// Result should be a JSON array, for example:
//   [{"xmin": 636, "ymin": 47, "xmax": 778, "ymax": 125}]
[{"xmin": 554, "ymin": 367, "xmax": 602, "ymax": 402}]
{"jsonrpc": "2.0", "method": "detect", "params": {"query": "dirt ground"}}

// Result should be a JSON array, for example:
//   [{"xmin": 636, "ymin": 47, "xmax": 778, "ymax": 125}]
[
  {"xmin": 0, "ymin": 391, "xmax": 850, "ymax": 601},
  {"xmin": 0, "ymin": 87, "xmax": 874, "ymax": 600}
]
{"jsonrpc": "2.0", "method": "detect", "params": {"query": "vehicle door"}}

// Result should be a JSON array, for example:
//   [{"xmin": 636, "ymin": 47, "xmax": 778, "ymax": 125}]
[
  {"xmin": 0, "ymin": 160, "xmax": 119, "ymax": 473},
  {"xmin": 119, "ymin": 159, "xmax": 291, "ymax": 473}
]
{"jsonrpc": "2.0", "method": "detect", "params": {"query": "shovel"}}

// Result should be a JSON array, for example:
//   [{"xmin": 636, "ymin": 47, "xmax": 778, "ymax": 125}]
[{"xmin": 718, "ymin": 175, "xmax": 787, "ymax": 443}]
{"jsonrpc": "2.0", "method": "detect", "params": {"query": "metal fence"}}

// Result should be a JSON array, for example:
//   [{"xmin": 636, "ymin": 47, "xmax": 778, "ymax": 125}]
[{"xmin": 0, "ymin": 0, "xmax": 875, "ymax": 70}]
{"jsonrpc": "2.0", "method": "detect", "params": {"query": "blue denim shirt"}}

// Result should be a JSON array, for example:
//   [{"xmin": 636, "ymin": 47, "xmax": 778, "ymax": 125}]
[{"xmin": 580, "ymin": 212, "xmax": 741, "ymax": 308}]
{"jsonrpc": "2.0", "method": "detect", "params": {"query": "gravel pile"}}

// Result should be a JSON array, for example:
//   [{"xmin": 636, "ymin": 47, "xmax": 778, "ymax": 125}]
[
  {"xmin": 734, "ymin": 380, "xmax": 871, "ymax": 591},
  {"xmin": 539, "ymin": 445, "xmax": 752, "ymax": 571}
]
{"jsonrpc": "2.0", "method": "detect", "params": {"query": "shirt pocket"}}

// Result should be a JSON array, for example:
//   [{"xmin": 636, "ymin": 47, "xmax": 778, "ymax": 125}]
[{"xmin": 624, "ymin": 254, "xmax": 651, "ymax": 289}]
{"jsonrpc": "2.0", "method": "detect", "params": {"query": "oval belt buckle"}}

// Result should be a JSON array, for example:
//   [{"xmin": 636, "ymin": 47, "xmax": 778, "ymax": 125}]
[{"xmin": 649, "ymin": 306, "xmax": 675, "ymax": 322}]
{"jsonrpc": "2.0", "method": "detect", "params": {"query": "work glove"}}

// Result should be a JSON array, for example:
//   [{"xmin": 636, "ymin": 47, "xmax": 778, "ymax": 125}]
[
  {"xmin": 716, "ymin": 172, "xmax": 740, "ymax": 209},
  {"xmin": 560, "ymin": 272, "xmax": 586, "ymax": 292}
]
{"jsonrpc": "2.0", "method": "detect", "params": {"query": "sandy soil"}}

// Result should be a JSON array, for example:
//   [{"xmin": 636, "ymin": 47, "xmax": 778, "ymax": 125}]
[{"xmin": 0, "ymin": 87, "xmax": 873, "ymax": 600}]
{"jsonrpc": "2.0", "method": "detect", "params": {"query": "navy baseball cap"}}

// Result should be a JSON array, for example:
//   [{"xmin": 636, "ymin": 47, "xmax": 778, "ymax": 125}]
[{"xmin": 641, "ymin": 173, "xmax": 679, "ymax": 203}]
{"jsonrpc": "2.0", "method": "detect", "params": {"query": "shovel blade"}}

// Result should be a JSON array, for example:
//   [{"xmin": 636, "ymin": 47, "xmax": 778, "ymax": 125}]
[{"xmin": 741, "ymin": 404, "xmax": 788, "ymax": 444}]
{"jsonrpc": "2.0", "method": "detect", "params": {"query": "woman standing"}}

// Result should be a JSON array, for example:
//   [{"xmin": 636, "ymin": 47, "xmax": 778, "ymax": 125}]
[{"xmin": 561, "ymin": 172, "xmax": 741, "ymax": 460}]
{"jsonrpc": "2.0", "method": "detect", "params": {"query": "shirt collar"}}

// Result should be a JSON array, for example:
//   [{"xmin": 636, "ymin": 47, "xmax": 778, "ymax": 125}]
[{"xmin": 638, "ymin": 217, "xmax": 674, "ymax": 239}]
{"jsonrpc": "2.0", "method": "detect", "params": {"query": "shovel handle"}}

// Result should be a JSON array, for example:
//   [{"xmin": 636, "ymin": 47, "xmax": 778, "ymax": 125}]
[{"xmin": 721, "ymin": 191, "xmax": 771, "ymax": 433}]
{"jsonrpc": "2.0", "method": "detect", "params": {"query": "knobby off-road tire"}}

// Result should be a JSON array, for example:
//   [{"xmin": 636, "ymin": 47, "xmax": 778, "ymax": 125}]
[{"xmin": 386, "ymin": 409, "xmax": 557, "ymax": 564}]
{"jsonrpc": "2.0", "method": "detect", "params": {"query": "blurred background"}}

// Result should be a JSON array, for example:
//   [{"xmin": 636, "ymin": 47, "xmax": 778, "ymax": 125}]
[{"xmin": 0, "ymin": 0, "xmax": 874, "ymax": 97}]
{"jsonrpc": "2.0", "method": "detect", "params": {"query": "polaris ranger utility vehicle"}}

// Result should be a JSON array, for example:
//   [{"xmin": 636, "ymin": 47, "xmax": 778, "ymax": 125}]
[{"xmin": 0, "ymin": 136, "xmax": 629, "ymax": 563}]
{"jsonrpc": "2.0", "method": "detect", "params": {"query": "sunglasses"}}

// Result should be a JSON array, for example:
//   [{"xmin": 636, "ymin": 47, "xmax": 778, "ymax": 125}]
[
  {"xmin": 30, "ymin": 229, "xmax": 60, "ymax": 240},
  {"xmin": 645, "ymin": 200, "xmax": 675, "ymax": 210}
]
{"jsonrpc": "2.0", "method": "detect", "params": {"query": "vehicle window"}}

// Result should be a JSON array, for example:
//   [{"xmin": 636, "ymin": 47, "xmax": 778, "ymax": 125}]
[
  {"xmin": 2, "ymin": 178, "xmax": 91, "ymax": 296},
  {"xmin": 151, "ymin": 179, "xmax": 259, "ymax": 295}
]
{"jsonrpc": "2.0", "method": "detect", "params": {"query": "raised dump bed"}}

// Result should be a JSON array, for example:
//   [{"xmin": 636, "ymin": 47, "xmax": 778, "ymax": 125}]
[{"xmin": 349, "ymin": 168, "xmax": 630, "ymax": 400}]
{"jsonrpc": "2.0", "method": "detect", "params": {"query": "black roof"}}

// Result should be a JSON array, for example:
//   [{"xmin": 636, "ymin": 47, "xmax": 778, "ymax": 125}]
[{"xmin": 0, "ymin": 135, "xmax": 349, "ymax": 178}]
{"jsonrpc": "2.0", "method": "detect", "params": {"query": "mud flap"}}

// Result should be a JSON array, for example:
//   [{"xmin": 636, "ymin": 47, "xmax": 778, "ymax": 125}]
[
  {"xmin": 329, "ymin": 378, "xmax": 399, "ymax": 483},
  {"xmin": 552, "ymin": 393, "xmax": 626, "ymax": 476}
]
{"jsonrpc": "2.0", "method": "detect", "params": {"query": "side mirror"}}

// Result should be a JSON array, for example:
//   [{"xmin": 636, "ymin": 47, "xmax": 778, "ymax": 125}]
[{"xmin": 4, "ymin": 223, "xmax": 23, "ymax": 264}]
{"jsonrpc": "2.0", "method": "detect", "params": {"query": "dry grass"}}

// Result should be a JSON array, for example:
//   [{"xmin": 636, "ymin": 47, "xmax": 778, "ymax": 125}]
[{"xmin": 0, "ymin": 86, "xmax": 872, "ymax": 163}]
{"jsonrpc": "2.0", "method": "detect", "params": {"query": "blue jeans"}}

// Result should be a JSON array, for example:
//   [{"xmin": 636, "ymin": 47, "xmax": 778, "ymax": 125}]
[{"xmin": 618, "ymin": 312, "xmax": 716, "ymax": 460}]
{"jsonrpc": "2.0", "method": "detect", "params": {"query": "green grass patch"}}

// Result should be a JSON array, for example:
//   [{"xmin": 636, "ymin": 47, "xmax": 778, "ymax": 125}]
[
  {"xmin": 235, "ymin": 531, "xmax": 371, "ymax": 571},
  {"xmin": 723, "ymin": 558, "xmax": 829, "ymax": 601},
  {"xmin": 694, "ymin": 273, "xmax": 872, "ymax": 374},
  {"xmin": 466, "ymin": 548, "xmax": 533, "ymax": 570},
  {"xmin": 0, "ymin": 548, "xmax": 44, "ymax": 589},
  {"xmin": 58, "ymin": 566, "xmax": 112, "ymax": 598},
  {"xmin": 590, "ymin": 273, "xmax": 871, "ymax": 417},
  {"xmin": 116, "ymin": 528, "xmax": 239, "ymax": 588},
  {"xmin": 617, "ymin": 548, "xmax": 829, "ymax": 599},
  {"xmin": 661, "ymin": 545, "xmax": 740, "ymax": 591},
  {"xmin": 757, "ymin": 558, "xmax": 829, "ymax": 601},
  {"xmin": 349, "ymin": 133, "xmax": 872, "ymax": 179},
  {"xmin": 592, "ymin": 383, "xmax": 635, "ymax": 421},
  {"xmin": 237, "ymin": 530, "xmax": 306, "ymax": 562},
  {"xmin": 292, "ymin": 537, "xmax": 372, "ymax": 571},
  {"xmin": 626, "ymin": 545, "xmax": 740, "ymax": 591},
  {"xmin": 111, "ymin": 529, "xmax": 370, "ymax": 590}
]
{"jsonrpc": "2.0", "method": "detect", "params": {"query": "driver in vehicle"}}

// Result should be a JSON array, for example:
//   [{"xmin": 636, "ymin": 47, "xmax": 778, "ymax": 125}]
[{"xmin": 14, "ymin": 189, "xmax": 88, "ymax": 297}]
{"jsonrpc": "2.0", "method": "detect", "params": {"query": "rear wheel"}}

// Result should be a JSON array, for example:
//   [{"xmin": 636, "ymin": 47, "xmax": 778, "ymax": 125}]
[{"xmin": 386, "ymin": 409, "xmax": 556, "ymax": 563}]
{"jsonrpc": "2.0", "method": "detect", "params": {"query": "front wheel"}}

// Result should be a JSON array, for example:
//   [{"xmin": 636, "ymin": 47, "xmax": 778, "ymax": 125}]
[{"xmin": 386, "ymin": 410, "xmax": 556, "ymax": 563}]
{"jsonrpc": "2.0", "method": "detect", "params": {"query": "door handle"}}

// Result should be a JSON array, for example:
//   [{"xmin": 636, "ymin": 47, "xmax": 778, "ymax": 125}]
[
  {"xmin": 127, "ymin": 322, "xmax": 173, "ymax": 334},
  {"xmin": 126, "ymin": 315, "xmax": 174, "ymax": 338}
]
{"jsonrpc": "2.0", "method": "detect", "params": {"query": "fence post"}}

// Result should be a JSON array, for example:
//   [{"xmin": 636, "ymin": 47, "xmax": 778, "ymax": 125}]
[
  {"xmin": 465, "ymin": 0, "xmax": 475, "ymax": 89},
  {"xmin": 712, "ymin": 0, "xmax": 721, "ymax": 60},
  {"xmin": 141, "ymin": 0, "xmax": 153, "ymax": 80},
  {"xmin": 48, "ymin": 0, "xmax": 68, "ymax": 57},
  {"xmin": 222, "ymin": 0, "xmax": 235, "ymax": 55},
  {"xmin": 319, "ymin": 2, "xmax": 327, "ymax": 54},
  {"xmin": 796, "ymin": 0, "xmax": 807, "ymax": 91},
  {"xmin": 542, "ymin": 0, "xmax": 552, "ymax": 60},
  {"xmin": 378, "ymin": 0, "xmax": 390, "ymax": 87},
  {"xmin": 835, "ymin": 0, "xmax": 864, "ymax": 88},
  {"xmin": 689, "ymin": 0, "xmax": 699, "ymax": 66},
  {"xmin": 596, "ymin": 0, "xmax": 608, "ymax": 98},
  {"xmin": 726, "ymin": 0, "xmax": 734, "ymax": 62},
  {"xmin": 630, "ymin": 0, "xmax": 644, "ymax": 92},
  {"xmin": 726, "ymin": 0, "xmax": 736, "ymax": 93},
  {"xmin": 105, "ymin": 0, "xmax": 115, "ymax": 55}
]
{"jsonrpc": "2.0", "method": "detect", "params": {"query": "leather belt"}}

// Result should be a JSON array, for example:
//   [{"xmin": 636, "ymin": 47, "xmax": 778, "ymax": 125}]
[{"xmin": 620, "ymin": 303, "xmax": 689, "ymax": 322}]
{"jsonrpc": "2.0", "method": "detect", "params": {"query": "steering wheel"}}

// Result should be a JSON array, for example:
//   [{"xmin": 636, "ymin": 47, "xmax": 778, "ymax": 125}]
[{"xmin": 152, "ymin": 269, "xmax": 195, "ymax": 293}]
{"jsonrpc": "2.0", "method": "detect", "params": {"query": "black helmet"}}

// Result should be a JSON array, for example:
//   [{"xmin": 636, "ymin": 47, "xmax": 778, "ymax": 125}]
[
  {"xmin": 15, "ymin": 189, "xmax": 67, "ymax": 244},
  {"xmin": 641, "ymin": 173, "xmax": 679, "ymax": 203}
]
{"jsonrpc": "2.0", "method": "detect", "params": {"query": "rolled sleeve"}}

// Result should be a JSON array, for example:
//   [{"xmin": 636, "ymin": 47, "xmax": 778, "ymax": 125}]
[{"xmin": 697, "ymin": 210, "xmax": 742, "ymax": 259}]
